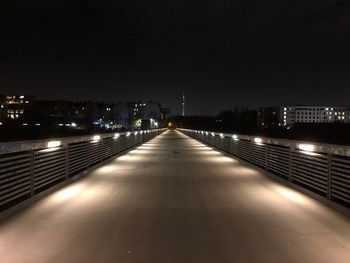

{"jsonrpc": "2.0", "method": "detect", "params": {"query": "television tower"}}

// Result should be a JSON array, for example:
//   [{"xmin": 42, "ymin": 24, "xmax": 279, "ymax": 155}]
[{"xmin": 182, "ymin": 91, "xmax": 185, "ymax": 116}]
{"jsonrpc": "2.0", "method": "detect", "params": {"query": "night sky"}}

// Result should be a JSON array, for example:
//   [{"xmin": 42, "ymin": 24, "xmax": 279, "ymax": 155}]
[{"xmin": 1, "ymin": 1, "xmax": 350, "ymax": 115}]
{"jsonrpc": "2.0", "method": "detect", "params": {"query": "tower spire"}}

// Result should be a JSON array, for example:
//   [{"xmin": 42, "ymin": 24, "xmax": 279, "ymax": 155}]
[{"xmin": 182, "ymin": 91, "xmax": 185, "ymax": 116}]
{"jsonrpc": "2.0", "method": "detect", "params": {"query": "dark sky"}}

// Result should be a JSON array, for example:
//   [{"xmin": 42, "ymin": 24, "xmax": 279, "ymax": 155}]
[{"xmin": 1, "ymin": 0, "xmax": 350, "ymax": 115}]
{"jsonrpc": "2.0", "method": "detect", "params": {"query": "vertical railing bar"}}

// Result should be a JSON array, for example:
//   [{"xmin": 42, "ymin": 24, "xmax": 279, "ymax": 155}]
[
  {"xmin": 288, "ymin": 146, "xmax": 292, "ymax": 182},
  {"xmin": 65, "ymin": 143, "xmax": 69, "ymax": 180},
  {"xmin": 100, "ymin": 139, "xmax": 104, "ymax": 162},
  {"xmin": 265, "ymin": 144, "xmax": 268, "ymax": 170}
]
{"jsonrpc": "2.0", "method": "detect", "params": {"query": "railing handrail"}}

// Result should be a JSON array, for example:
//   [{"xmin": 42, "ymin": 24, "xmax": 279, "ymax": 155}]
[
  {"xmin": 0, "ymin": 129, "xmax": 166, "ymax": 155},
  {"xmin": 178, "ymin": 128, "xmax": 350, "ymax": 157}
]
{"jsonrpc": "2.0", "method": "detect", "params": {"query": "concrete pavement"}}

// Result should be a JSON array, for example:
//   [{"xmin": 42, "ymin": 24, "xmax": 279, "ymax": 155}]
[{"xmin": 0, "ymin": 130, "xmax": 349, "ymax": 263}]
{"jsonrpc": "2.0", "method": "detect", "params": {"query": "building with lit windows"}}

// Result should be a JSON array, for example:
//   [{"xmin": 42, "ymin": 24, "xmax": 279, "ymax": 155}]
[
  {"xmin": 258, "ymin": 106, "xmax": 350, "ymax": 128},
  {"xmin": 257, "ymin": 106, "xmax": 280, "ymax": 128},
  {"xmin": 115, "ymin": 101, "xmax": 162, "ymax": 129},
  {"xmin": 0, "ymin": 95, "xmax": 34, "ymax": 121}
]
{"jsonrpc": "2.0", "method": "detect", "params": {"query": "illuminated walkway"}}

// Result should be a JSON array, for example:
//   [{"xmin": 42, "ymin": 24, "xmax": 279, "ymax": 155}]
[{"xmin": 0, "ymin": 130, "xmax": 349, "ymax": 263}]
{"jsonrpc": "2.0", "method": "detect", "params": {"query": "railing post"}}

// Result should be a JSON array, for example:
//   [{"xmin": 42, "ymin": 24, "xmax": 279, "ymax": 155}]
[
  {"xmin": 30, "ymin": 150, "xmax": 35, "ymax": 197},
  {"xmin": 327, "ymin": 153, "xmax": 332, "ymax": 200}
]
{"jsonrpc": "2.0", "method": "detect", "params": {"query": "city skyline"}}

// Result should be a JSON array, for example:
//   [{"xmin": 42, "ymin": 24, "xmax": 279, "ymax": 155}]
[{"xmin": 2, "ymin": 1, "xmax": 350, "ymax": 115}]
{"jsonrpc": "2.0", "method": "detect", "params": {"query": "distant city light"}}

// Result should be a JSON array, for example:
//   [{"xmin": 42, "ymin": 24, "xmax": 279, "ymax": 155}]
[
  {"xmin": 35, "ymin": 123, "xmax": 41, "ymax": 126},
  {"xmin": 22, "ymin": 123, "xmax": 28, "ymax": 126},
  {"xmin": 298, "ymin": 144, "xmax": 315, "ymax": 152}
]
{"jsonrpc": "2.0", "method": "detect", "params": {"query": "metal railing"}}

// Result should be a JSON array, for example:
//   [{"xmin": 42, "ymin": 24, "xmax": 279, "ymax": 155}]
[
  {"xmin": 179, "ymin": 128, "xmax": 350, "ymax": 208},
  {"xmin": 0, "ymin": 129, "xmax": 165, "ymax": 212}
]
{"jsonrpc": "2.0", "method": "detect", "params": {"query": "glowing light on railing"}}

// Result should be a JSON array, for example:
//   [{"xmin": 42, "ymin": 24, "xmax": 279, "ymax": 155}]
[
  {"xmin": 205, "ymin": 132, "xmax": 209, "ymax": 135},
  {"xmin": 71, "ymin": 122, "xmax": 77, "ymax": 127},
  {"xmin": 232, "ymin": 135, "xmax": 238, "ymax": 140},
  {"xmin": 211, "ymin": 132, "xmax": 215, "ymax": 136},
  {"xmin": 126, "ymin": 132, "xmax": 131, "ymax": 136},
  {"xmin": 134, "ymin": 131, "xmax": 138, "ymax": 135},
  {"xmin": 254, "ymin": 137, "xmax": 263, "ymax": 144},
  {"xmin": 47, "ymin": 140, "xmax": 61, "ymax": 148},
  {"xmin": 298, "ymin": 144, "xmax": 315, "ymax": 152},
  {"xmin": 35, "ymin": 123, "xmax": 41, "ymax": 126},
  {"xmin": 220, "ymin": 133, "xmax": 224, "ymax": 138},
  {"xmin": 92, "ymin": 135, "xmax": 101, "ymax": 141},
  {"xmin": 114, "ymin": 133, "xmax": 120, "ymax": 139}
]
